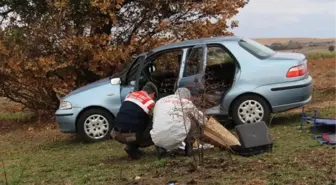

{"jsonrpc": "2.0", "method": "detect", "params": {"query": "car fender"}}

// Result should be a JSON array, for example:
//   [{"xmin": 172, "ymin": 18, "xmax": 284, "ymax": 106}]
[
  {"xmin": 64, "ymin": 83, "xmax": 122, "ymax": 118},
  {"xmin": 221, "ymin": 83, "xmax": 259, "ymax": 115},
  {"xmin": 251, "ymin": 76, "xmax": 313, "ymax": 109}
]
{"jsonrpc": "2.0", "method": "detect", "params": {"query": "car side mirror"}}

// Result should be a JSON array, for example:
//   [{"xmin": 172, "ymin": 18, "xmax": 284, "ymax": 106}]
[
  {"xmin": 110, "ymin": 77, "xmax": 121, "ymax": 85},
  {"xmin": 130, "ymin": 80, "xmax": 136, "ymax": 86}
]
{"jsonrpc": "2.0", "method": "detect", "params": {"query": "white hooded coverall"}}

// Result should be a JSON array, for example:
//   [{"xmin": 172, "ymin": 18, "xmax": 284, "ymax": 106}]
[{"xmin": 150, "ymin": 88, "xmax": 207, "ymax": 151}]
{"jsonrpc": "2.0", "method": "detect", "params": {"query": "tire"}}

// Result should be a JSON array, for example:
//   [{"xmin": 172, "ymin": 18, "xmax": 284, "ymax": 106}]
[
  {"xmin": 77, "ymin": 108, "xmax": 114, "ymax": 142},
  {"xmin": 231, "ymin": 95, "xmax": 271, "ymax": 125}
]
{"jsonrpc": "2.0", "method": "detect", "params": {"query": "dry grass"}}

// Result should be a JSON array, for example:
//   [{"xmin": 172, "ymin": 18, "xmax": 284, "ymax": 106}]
[
  {"xmin": 0, "ymin": 97, "xmax": 24, "ymax": 113},
  {"xmin": 308, "ymin": 59, "xmax": 335, "ymax": 88},
  {"xmin": 306, "ymin": 52, "xmax": 336, "ymax": 60}
]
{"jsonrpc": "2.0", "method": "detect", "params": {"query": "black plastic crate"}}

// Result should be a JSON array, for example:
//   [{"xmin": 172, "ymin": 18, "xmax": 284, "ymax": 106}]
[{"xmin": 231, "ymin": 121, "xmax": 273, "ymax": 156}]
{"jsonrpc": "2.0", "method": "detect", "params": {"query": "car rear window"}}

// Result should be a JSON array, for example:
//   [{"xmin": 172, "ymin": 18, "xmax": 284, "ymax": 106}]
[{"xmin": 238, "ymin": 38, "xmax": 276, "ymax": 59}]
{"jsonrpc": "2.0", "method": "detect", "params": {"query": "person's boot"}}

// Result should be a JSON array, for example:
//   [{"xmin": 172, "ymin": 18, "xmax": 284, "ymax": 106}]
[
  {"xmin": 135, "ymin": 148, "xmax": 145, "ymax": 156},
  {"xmin": 132, "ymin": 144, "xmax": 145, "ymax": 156},
  {"xmin": 124, "ymin": 146, "xmax": 141, "ymax": 160},
  {"xmin": 155, "ymin": 146, "xmax": 167, "ymax": 159},
  {"xmin": 184, "ymin": 142, "xmax": 193, "ymax": 157}
]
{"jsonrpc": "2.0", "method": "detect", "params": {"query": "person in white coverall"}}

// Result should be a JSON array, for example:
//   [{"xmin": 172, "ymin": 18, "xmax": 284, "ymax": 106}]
[{"xmin": 150, "ymin": 87, "xmax": 208, "ymax": 158}]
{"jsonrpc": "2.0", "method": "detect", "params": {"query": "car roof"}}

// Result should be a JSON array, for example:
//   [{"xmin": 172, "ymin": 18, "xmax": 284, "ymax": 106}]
[{"xmin": 151, "ymin": 36, "xmax": 242, "ymax": 53}]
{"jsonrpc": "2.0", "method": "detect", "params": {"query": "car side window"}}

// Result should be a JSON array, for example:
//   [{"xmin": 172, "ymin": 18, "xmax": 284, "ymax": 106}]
[
  {"xmin": 207, "ymin": 46, "xmax": 234, "ymax": 66},
  {"xmin": 183, "ymin": 47, "xmax": 203, "ymax": 77},
  {"xmin": 151, "ymin": 50, "xmax": 182, "ymax": 74},
  {"xmin": 148, "ymin": 49, "xmax": 183, "ymax": 96},
  {"xmin": 204, "ymin": 45, "xmax": 236, "ymax": 90}
]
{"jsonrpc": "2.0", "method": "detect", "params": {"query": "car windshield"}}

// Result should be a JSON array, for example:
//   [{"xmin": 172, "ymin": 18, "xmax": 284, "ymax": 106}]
[{"xmin": 238, "ymin": 38, "xmax": 276, "ymax": 59}]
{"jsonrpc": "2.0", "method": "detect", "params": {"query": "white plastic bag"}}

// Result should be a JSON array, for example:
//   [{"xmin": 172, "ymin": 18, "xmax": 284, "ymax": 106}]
[{"xmin": 177, "ymin": 142, "xmax": 214, "ymax": 150}]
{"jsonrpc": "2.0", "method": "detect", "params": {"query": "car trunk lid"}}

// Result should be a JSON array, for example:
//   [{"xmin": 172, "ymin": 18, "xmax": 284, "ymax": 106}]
[{"xmin": 268, "ymin": 52, "xmax": 306, "ymax": 62}]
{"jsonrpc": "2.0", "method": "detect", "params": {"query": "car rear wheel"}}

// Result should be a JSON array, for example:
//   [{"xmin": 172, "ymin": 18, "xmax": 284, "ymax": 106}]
[
  {"xmin": 77, "ymin": 108, "xmax": 114, "ymax": 142},
  {"xmin": 231, "ymin": 95, "xmax": 271, "ymax": 125}
]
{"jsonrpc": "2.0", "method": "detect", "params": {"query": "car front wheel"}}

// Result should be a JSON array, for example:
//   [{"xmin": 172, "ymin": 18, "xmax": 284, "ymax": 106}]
[
  {"xmin": 77, "ymin": 108, "xmax": 114, "ymax": 142},
  {"xmin": 231, "ymin": 95, "xmax": 271, "ymax": 125}
]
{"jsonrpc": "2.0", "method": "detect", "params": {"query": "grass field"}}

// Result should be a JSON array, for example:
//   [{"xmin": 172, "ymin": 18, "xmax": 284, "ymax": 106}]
[
  {"xmin": 0, "ymin": 58, "xmax": 335, "ymax": 185},
  {"xmin": 1, "ymin": 107, "xmax": 335, "ymax": 185}
]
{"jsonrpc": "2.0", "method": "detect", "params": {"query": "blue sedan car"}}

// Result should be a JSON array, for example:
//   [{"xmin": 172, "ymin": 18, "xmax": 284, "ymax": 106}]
[{"xmin": 55, "ymin": 36, "xmax": 313, "ymax": 142}]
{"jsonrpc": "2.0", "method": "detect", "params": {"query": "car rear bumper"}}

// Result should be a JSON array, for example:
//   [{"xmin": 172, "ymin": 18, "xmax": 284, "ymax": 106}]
[
  {"xmin": 272, "ymin": 94, "xmax": 312, "ymax": 112},
  {"xmin": 254, "ymin": 75, "xmax": 313, "ymax": 113},
  {"xmin": 55, "ymin": 108, "xmax": 81, "ymax": 133}
]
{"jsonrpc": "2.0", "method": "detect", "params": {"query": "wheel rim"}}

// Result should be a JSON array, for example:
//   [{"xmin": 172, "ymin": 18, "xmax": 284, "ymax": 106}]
[
  {"xmin": 84, "ymin": 114, "xmax": 109, "ymax": 139},
  {"xmin": 238, "ymin": 100, "xmax": 264, "ymax": 124}
]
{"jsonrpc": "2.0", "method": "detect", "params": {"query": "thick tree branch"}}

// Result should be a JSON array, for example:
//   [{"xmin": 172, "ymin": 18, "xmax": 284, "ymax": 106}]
[{"xmin": 0, "ymin": 8, "xmax": 13, "ymax": 16}]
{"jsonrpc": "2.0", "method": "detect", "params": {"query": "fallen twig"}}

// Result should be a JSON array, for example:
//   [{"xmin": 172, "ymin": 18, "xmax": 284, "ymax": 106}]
[{"xmin": 2, "ymin": 160, "xmax": 8, "ymax": 185}]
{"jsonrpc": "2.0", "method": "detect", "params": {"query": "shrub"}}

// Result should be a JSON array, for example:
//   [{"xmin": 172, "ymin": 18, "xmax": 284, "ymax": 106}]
[
  {"xmin": 0, "ymin": 0, "xmax": 248, "ymax": 116},
  {"xmin": 329, "ymin": 45, "xmax": 335, "ymax": 52}
]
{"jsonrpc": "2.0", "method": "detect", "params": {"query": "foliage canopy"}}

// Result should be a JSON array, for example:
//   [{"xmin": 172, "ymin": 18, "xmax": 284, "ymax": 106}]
[{"xmin": 0, "ymin": 0, "xmax": 248, "ymax": 115}]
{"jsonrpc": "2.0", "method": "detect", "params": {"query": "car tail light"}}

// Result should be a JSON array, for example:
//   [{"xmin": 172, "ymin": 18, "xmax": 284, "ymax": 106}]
[{"xmin": 286, "ymin": 64, "xmax": 306, "ymax": 78}]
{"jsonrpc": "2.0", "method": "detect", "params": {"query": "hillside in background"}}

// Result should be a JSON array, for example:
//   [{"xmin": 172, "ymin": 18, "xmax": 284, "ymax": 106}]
[
  {"xmin": 254, "ymin": 38, "xmax": 335, "ymax": 45},
  {"xmin": 253, "ymin": 38, "xmax": 335, "ymax": 61}
]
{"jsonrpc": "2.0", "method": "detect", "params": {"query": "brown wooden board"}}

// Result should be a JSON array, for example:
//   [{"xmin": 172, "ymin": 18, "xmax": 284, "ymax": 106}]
[{"xmin": 203, "ymin": 117, "xmax": 241, "ymax": 147}]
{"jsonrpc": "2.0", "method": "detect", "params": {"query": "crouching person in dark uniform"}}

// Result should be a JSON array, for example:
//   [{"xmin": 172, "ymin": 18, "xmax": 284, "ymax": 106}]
[{"xmin": 110, "ymin": 82, "xmax": 157, "ymax": 159}]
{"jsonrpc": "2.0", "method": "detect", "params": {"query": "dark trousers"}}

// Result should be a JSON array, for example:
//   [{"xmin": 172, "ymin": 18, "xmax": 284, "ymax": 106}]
[{"xmin": 110, "ymin": 122, "xmax": 154, "ymax": 150}]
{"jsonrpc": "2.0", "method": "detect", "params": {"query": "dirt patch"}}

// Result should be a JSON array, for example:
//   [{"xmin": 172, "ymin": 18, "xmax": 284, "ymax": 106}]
[
  {"xmin": 308, "ymin": 58, "xmax": 335, "ymax": 92},
  {"xmin": 294, "ymin": 148, "xmax": 336, "ymax": 182},
  {"xmin": 124, "ymin": 155, "xmax": 277, "ymax": 185},
  {"xmin": 120, "ymin": 127, "xmax": 336, "ymax": 185},
  {"xmin": 124, "ymin": 148, "xmax": 336, "ymax": 185},
  {"xmin": 117, "ymin": 154, "xmax": 236, "ymax": 184},
  {"xmin": 0, "ymin": 97, "xmax": 24, "ymax": 113},
  {"xmin": 0, "ymin": 118, "xmax": 59, "ymax": 134},
  {"xmin": 288, "ymin": 100, "xmax": 335, "ymax": 114}
]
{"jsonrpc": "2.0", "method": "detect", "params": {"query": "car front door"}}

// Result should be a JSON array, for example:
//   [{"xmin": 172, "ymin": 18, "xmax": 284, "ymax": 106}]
[
  {"xmin": 120, "ymin": 54, "xmax": 147, "ymax": 101},
  {"xmin": 177, "ymin": 44, "xmax": 207, "ymax": 96}
]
